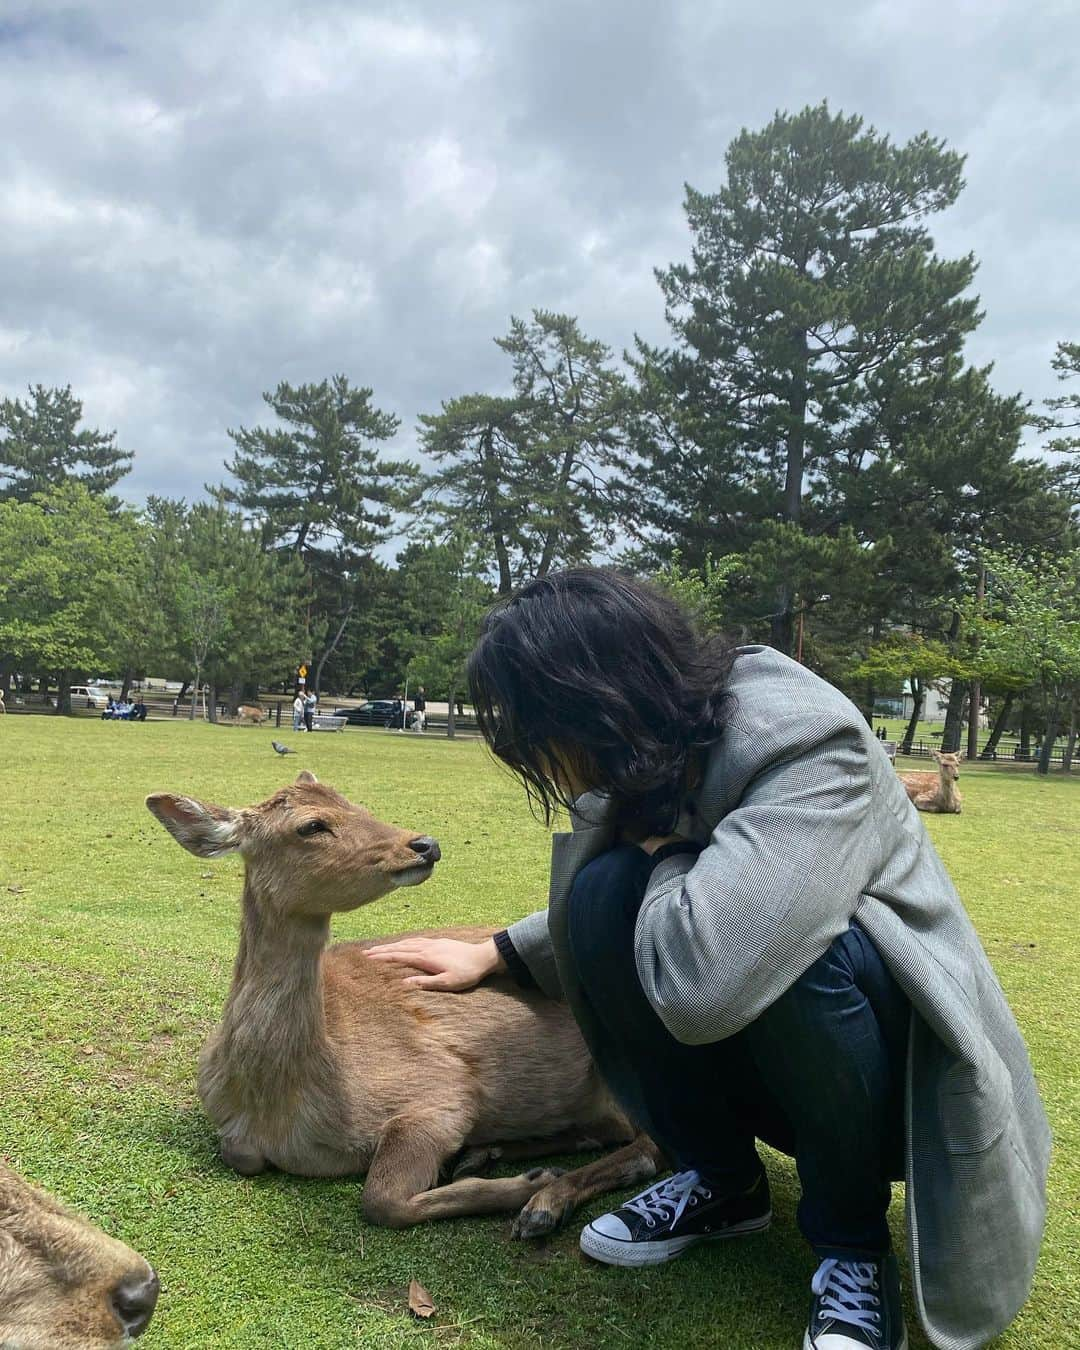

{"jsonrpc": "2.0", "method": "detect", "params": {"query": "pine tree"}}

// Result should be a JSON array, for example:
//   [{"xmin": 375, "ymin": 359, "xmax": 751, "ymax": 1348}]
[
  {"xmin": 420, "ymin": 313, "xmax": 626, "ymax": 589},
  {"xmin": 0, "ymin": 385, "xmax": 132, "ymax": 501},
  {"xmin": 215, "ymin": 375, "xmax": 417, "ymax": 692},
  {"xmin": 624, "ymin": 103, "xmax": 981, "ymax": 652}
]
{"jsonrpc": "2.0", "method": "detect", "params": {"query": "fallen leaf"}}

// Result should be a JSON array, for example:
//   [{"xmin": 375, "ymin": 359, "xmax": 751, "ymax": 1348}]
[
  {"xmin": 408, "ymin": 1279, "xmax": 435, "ymax": 1320},
  {"xmin": 6, "ymin": 885, "xmax": 25, "ymax": 894},
  {"xmin": 80, "ymin": 1046, "xmax": 95, "ymax": 1056},
  {"xmin": 200, "ymin": 872, "xmax": 213, "ymax": 879}
]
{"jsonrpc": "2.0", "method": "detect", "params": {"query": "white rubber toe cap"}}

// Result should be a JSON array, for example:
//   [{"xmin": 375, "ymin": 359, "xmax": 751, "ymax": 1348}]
[
  {"xmin": 586, "ymin": 1213, "xmax": 632, "ymax": 1241},
  {"xmin": 805, "ymin": 1332, "xmax": 907, "ymax": 1350}
]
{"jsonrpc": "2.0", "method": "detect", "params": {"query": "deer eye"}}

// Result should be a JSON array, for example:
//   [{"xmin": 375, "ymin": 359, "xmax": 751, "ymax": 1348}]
[{"xmin": 297, "ymin": 819, "xmax": 331, "ymax": 838}]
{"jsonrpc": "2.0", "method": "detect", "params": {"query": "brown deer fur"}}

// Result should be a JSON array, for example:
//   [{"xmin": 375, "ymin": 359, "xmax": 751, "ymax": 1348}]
[
  {"xmin": 898, "ymin": 750, "xmax": 963, "ymax": 814},
  {"xmin": 0, "ymin": 1163, "xmax": 157, "ymax": 1348},
  {"xmin": 145, "ymin": 773, "xmax": 660, "ymax": 1237},
  {"xmin": 235, "ymin": 705, "xmax": 264, "ymax": 724}
]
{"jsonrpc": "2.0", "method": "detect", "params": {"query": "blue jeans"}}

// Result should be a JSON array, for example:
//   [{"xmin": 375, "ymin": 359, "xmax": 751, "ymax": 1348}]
[{"xmin": 565, "ymin": 845, "xmax": 910, "ymax": 1259}]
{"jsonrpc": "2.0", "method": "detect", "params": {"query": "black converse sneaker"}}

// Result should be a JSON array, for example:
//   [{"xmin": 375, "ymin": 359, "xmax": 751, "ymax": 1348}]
[
  {"xmin": 805, "ymin": 1254, "xmax": 907, "ymax": 1350},
  {"xmin": 579, "ymin": 1169, "xmax": 771, "ymax": 1267}
]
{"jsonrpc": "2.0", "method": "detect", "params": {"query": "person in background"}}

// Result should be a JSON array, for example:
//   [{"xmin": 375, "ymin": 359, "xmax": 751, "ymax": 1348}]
[
  {"xmin": 366, "ymin": 567, "xmax": 1049, "ymax": 1350},
  {"xmin": 304, "ymin": 689, "xmax": 317, "ymax": 734},
  {"xmin": 412, "ymin": 686, "xmax": 427, "ymax": 732},
  {"xmin": 293, "ymin": 691, "xmax": 305, "ymax": 732}
]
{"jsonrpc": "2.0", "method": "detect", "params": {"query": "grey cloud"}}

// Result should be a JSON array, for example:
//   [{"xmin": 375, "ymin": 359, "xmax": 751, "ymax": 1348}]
[{"xmin": 1, "ymin": 0, "xmax": 1077, "ymax": 510}]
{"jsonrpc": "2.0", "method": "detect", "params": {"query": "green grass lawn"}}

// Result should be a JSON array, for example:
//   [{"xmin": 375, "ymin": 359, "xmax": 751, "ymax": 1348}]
[{"xmin": 1, "ymin": 719, "xmax": 1077, "ymax": 1348}]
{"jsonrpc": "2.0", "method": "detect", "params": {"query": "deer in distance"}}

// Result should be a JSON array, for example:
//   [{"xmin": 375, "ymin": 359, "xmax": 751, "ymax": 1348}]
[
  {"xmin": 898, "ymin": 749, "xmax": 963, "ymax": 814},
  {"xmin": 145, "ymin": 772, "xmax": 660, "ymax": 1238},
  {"xmin": 0, "ymin": 1162, "xmax": 158, "ymax": 1349}
]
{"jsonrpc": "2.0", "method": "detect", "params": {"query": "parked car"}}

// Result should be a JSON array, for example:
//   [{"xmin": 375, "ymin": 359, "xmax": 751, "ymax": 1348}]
[
  {"xmin": 333, "ymin": 700, "xmax": 399, "ymax": 727},
  {"xmin": 70, "ymin": 685, "xmax": 110, "ymax": 709}
]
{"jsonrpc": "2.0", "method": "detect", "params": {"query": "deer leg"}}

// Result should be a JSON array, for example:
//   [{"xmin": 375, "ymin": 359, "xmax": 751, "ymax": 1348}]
[
  {"xmin": 361, "ymin": 1109, "xmax": 564, "ymax": 1230},
  {"xmin": 219, "ymin": 1137, "xmax": 267, "ymax": 1175},
  {"xmin": 511, "ymin": 1134, "xmax": 666, "ymax": 1240},
  {"xmin": 448, "ymin": 1118, "xmax": 637, "ymax": 1180}
]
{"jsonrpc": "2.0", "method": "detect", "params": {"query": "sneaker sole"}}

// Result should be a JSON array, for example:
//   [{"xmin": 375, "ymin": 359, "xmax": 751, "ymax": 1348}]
[
  {"xmin": 579, "ymin": 1211, "xmax": 772, "ymax": 1267},
  {"xmin": 802, "ymin": 1327, "xmax": 908, "ymax": 1350}
]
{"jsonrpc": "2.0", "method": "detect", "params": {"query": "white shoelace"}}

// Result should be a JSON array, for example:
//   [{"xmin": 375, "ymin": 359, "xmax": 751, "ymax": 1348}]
[
  {"xmin": 623, "ymin": 1169, "xmax": 713, "ymax": 1229},
  {"xmin": 812, "ymin": 1259, "xmax": 882, "ymax": 1334}
]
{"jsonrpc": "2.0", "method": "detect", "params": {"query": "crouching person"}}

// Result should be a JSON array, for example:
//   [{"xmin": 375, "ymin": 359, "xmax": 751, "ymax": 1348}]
[{"xmin": 372, "ymin": 569, "xmax": 1050, "ymax": 1350}]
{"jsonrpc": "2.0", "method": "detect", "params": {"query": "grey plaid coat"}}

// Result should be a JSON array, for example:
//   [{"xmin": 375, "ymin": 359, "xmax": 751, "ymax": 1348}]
[{"xmin": 507, "ymin": 646, "xmax": 1049, "ymax": 1350}]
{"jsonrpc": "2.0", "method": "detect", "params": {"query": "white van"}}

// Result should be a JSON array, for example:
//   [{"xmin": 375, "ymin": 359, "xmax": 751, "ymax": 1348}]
[{"xmin": 70, "ymin": 685, "xmax": 110, "ymax": 709}]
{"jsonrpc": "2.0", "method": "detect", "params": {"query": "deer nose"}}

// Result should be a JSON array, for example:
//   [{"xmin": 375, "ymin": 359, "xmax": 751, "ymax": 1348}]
[
  {"xmin": 408, "ymin": 836, "xmax": 441, "ymax": 865},
  {"xmin": 111, "ymin": 1268, "xmax": 160, "ymax": 1339}
]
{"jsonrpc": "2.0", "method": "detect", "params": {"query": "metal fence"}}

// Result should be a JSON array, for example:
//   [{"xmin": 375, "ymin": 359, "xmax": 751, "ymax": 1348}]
[{"xmin": 901, "ymin": 739, "xmax": 1070, "ymax": 767}]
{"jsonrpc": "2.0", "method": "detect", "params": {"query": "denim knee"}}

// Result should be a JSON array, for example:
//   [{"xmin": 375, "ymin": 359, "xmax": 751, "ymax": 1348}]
[{"xmin": 566, "ymin": 845, "xmax": 653, "ymax": 969}]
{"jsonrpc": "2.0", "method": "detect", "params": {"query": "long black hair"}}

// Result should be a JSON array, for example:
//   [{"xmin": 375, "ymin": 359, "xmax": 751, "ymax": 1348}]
[{"xmin": 467, "ymin": 568, "xmax": 735, "ymax": 832}]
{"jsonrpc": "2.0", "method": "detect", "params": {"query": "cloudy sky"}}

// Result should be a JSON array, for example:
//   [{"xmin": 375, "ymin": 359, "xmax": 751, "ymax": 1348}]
[{"xmin": 2, "ymin": 0, "xmax": 1078, "ymax": 513}]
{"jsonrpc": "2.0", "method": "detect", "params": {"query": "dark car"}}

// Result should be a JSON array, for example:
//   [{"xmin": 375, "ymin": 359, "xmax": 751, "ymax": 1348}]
[{"xmin": 333, "ymin": 700, "xmax": 399, "ymax": 727}]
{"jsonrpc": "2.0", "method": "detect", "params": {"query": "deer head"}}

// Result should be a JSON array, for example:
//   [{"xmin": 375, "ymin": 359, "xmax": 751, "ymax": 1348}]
[
  {"xmin": 0, "ymin": 1165, "xmax": 158, "ymax": 1349},
  {"xmin": 145, "ymin": 772, "xmax": 440, "ymax": 919},
  {"xmin": 930, "ymin": 750, "xmax": 962, "ymax": 781}
]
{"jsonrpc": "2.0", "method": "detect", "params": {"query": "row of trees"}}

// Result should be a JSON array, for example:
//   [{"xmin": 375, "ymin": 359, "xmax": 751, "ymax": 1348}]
[{"xmin": 2, "ymin": 104, "xmax": 1078, "ymax": 765}]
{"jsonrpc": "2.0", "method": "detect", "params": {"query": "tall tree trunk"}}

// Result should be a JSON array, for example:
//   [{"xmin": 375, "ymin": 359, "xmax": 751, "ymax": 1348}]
[
  {"xmin": 859, "ymin": 618, "xmax": 882, "ymax": 728},
  {"xmin": 120, "ymin": 671, "xmax": 133, "ymax": 702},
  {"xmin": 189, "ymin": 669, "xmax": 200, "ymax": 720},
  {"xmin": 980, "ymin": 692, "xmax": 1015, "ymax": 760},
  {"xmin": 1063, "ymin": 709, "xmax": 1077, "ymax": 774},
  {"xmin": 770, "ymin": 331, "xmax": 809, "ymax": 657},
  {"xmin": 536, "ymin": 444, "xmax": 579, "ymax": 579},
  {"xmin": 447, "ymin": 685, "xmax": 456, "ymax": 740},
  {"xmin": 967, "ymin": 561, "xmax": 985, "ymax": 761},
  {"xmin": 56, "ymin": 670, "xmax": 72, "ymax": 716},
  {"xmin": 769, "ymin": 587, "xmax": 794, "ymax": 655},
  {"xmin": 479, "ymin": 427, "xmax": 515, "ymax": 595},
  {"xmin": 1019, "ymin": 701, "xmax": 1034, "ymax": 760},
  {"xmin": 208, "ymin": 683, "xmax": 219, "ymax": 724},
  {"xmin": 313, "ymin": 602, "xmax": 353, "ymax": 696},
  {"xmin": 941, "ymin": 680, "xmax": 967, "ymax": 754},
  {"xmin": 1036, "ymin": 693, "xmax": 1063, "ymax": 776},
  {"xmin": 901, "ymin": 676, "xmax": 924, "ymax": 755}
]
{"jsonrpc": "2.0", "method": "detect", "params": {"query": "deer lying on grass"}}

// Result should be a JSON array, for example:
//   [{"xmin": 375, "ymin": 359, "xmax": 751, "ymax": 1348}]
[
  {"xmin": 0, "ymin": 1163, "xmax": 158, "ymax": 1348},
  {"xmin": 898, "ymin": 749, "xmax": 963, "ymax": 814},
  {"xmin": 146, "ymin": 773, "xmax": 660, "ymax": 1238}
]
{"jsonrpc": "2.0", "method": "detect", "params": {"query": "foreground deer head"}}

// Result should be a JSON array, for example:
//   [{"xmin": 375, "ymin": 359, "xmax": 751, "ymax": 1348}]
[
  {"xmin": 145, "ymin": 771, "xmax": 440, "ymax": 918},
  {"xmin": 0, "ymin": 1164, "xmax": 158, "ymax": 1348}
]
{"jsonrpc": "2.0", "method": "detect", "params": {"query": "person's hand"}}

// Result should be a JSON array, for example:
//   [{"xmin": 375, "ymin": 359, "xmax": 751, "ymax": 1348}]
[
  {"xmin": 362, "ymin": 936, "xmax": 506, "ymax": 991},
  {"xmin": 638, "ymin": 834, "xmax": 692, "ymax": 856}
]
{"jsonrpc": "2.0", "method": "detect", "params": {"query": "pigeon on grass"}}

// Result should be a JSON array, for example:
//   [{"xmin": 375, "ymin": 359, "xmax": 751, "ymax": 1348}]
[{"xmin": 272, "ymin": 740, "xmax": 297, "ymax": 756}]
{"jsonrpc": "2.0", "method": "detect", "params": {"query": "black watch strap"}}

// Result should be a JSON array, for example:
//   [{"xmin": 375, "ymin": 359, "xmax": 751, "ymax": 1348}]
[{"xmin": 650, "ymin": 840, "xmax": 704, "ymax": 867}]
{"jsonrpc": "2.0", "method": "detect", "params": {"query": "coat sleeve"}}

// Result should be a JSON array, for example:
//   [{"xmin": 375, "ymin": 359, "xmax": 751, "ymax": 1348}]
[
  {"xmin": 505, "ymin": 908, "xmax": 563, "ymax": 1000},
  {"xmin": 634, "ymin": 721, "xmax": 879, "ymax": 1045}
]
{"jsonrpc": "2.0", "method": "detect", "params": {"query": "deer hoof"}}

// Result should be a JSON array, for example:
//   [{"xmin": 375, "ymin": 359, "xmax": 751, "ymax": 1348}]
[
  {"xmin": 523, "ymin": 1166, "xmax": 565, "ymax": 1183},
  {"xmin": 512, "ymin": 1185, "xmax": 575, "ymax": 1240},
  {"xmin": 449, "ymin": 1146, "xmax": 502, "ymax": 1181}
]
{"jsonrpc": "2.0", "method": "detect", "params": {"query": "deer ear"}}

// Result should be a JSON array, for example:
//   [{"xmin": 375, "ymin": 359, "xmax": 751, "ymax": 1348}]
[
  {"xmin": 295, "ymin": 770, "xmax": 318, "ymax": 786},
  {"xmin": 145, "ymin": 793, "xmax": 243, "ymax": 857},
  {"xmin": 930, "ymin": 749, "xmax": 941, "ymax": 762}
]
